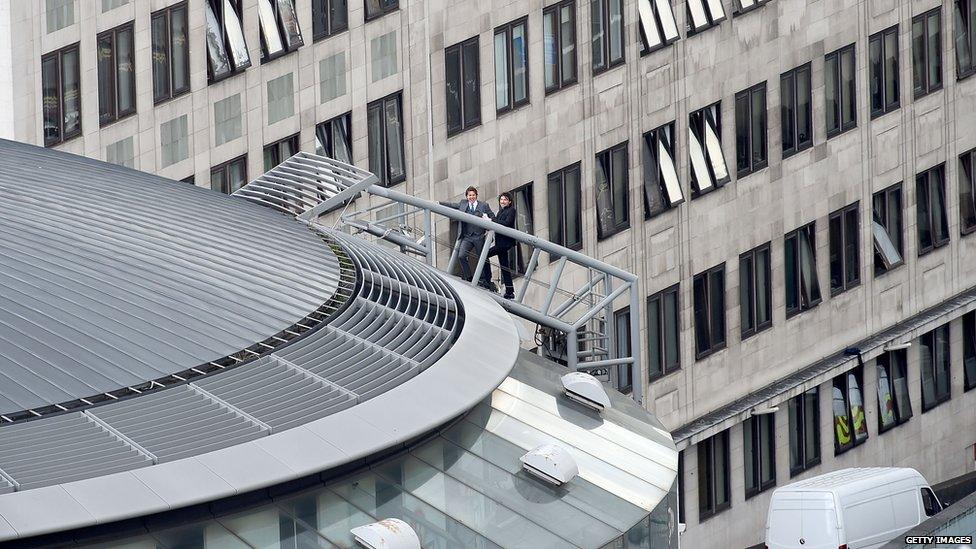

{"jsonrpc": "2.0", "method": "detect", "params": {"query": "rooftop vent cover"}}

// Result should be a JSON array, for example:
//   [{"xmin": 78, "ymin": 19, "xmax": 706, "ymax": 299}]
[
  {"xmin": 351, "ymin": 519, "xmax": 421, "ymax": 549},
  {"xmin": 520, "ymin": 444, "xmax": 579, "ymax": 486},
  {"xmin": 561, "ymin": 372, "xmax": 612, "ymax": 412}
]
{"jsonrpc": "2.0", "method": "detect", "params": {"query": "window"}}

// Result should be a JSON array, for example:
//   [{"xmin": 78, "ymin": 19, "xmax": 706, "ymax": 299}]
[
  {"xmin": 832, "ymin": 368, "xmax": 869, "ymax": 454},
  {"xmin": 642, "ymin": 123, "xmax": 682, "ymax": 218},
  {"xmin": 97, "ymin": 23, "xmax": 136, "ymax": 127},
  {"xmin": 591, "ymin": 0, "xmax": 624, "ymax": 73},
  {"xmin": 495, "ymin": 18, "xmax": 529, "ymax": 114},
  {"xmin": 734, "ymin": 0, "xmax": 769, "ymax": 15},
  {"xmin": 102, "ymin": 0, "xmax": 128, "ymax": 12},
  {"xmin": 922, "ymin": 487, "xmax": 943, "ymax": 517},
  {"xmin": 205, "ymin": 0, "xmax": 251, "ymax": 82},
  {"xmin": 614, "ymin": 308, "xmax": 633, "ymax": 393},
  {"xmin": 312, "ymin": 0, "xmax": 347, "ymax": 40},
  {"xmin": 916, "ymin": 164, "xmax": 950, "ymax": 254},
  {"xmin": 151, "ymin": 3, "xmax": 190, "ymax": 104},
  {"xmin": 257, "ymin": 0, "xmax": 303, "ymax": 62},
  {"xmin": 367, "ymin": 92, "xmax": 406, "ymax": 187},
  {"xmin": 637, "ymin": 0, "xmax": 679, "ymax": 54},
  {"xmin": 46, "ymin": 0, "xmax": 75, "ymax": 33},
  {"xmin": 825, "ymin": 44, "xmax": 857, "ymax": 137},
  {"xmin": 267, "ymin": 73, "xmax": 295, "ymax": 124},
  {"xmin": 543, "ymin": 0, "xmax": 578, "ymax": 93},
  {"xmin": 912, "ymin": 8, "xmax": 943, "ymax": 98},
  {"xmin": 647, "ymin": 284, "xmax": 680, "ymax": 380},
  {"xmin": 105, "ymin": 137, "xmax": 135, "ymax": 169},
  {"xmin": 734, "ymin": 82, "xmax": 767, "ymax": 177},
  {"xmin": 869, "ymin": 26, "xmax": 900, "ymax": 117},
  {"xmin": 677, "ymin": 451, "xmax": 685, "ymax": 523},
  {"xmin": 686, "ymin": 0, "xmax": 726, "ymax": 34},
  {"xmin": 920, "ymin": 324, "xmax": 951, "ymax": 411},
  {"xmin": 689, "ymin": 103, "xmax": 730, "ymax": 196},
  {"xmin": 365, "ymin": 0, "xmax": 398, "ymax": 21},
  {"xmin": 181, "ymin": 174, "xmax": 195, "ymax": 185},
  {"xmin": 370, "ymin": 31, "xmax": 398, "ymax": 82},
  {"xmin": 263, "ymin": 134, "xmax": 299, "ymax": 172},
  {"xmin": 740, "ymin": 243, "xmax": 772, "ymax": 339},
  {"xmin": 784, "ymin": 223, "xmax": 821, "ymax": 316},
  {"xmin": 213, "ymin": 94, "xmax": 242, "ymax": 146},
  {"xmin": 964, "ymin": 311, "xmax": 976, "ymax": 390},
  {"xmin": 829, "ymin": 203, "xmax": 860, "ymax": 295},
  {"xmin": 872, "ymin": 183, "xmax": 904, "ymax": 275},
  {"xmin": 693, "ymin": 263, "xmax": 726, "ymax": 358},
  {"xmin": 743, "ymin": 414, "xmax": 775, "ymax": 498},
  {"xmin": 959, "ymin": 148, "xmax": 976, "ymax": 234},
  {"xmin": 788, "ymin": 388, "xmax": 820, "ymax": 475},
  {"xmin": 41, "ymin": 44, "xmax": 81, "ymax": 147},
  {"xmin": 781, "ymin": 63, "xmax": 813, "ymax": 157},
  {"xmin": 211, "ymin": 155, "xmax": 248, "ymax": 194},
  {"xmin": 320, "ymin": 53, "xmax": 346, "ymax": 103},
  {"xmin": 160, "ymin": 114, "xmax": 189, "ymax": 167},
  {"xmin": 595, "ymin": 142, "xmax": 630, "ymax": 238},
  {"xmin": 504, "ymin": 183, "xmax": 535, "ymax": 277},
  {"xmin": 877, "ymin": 349, "xmax": 912, "ymax": 432},
  {"xmin": 548, "ymin": 164, "xmax": 583, "ymax": 250},
  {"xmin": 697, "ymin": 430, "xmax": 730, "ymax": 520},
  {"xmin": 315, "ymin": 112, "xmax": 352, "ymax": 164},
  {"xmin": 445, "ymin": 37, "xmax": 481, "ymax": 136},
  {"xmin": 955, "ymin": 0, "xmax": 976, "ymax": 79}
]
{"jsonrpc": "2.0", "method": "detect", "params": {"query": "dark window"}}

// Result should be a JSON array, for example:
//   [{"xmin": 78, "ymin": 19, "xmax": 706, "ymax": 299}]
[
  {"xmin": 832, "ymin": 367, "xmax": 869, "ymax": 454},
  {"xmin": 877, "ymin": 349, "xmax": 912, "ymax": 432},
  {"xmin": 445, "ymin": 37, "xmax": 481, "ymax": 136},
  {"xmin": 257, "ymin": 0, "xmax": 303, "ymax": 62},
  {"xmin": 734, "ymin": 82, "xmax": 767, "ymax": 177},
  {"xmin": 211, "ymin": 155, "xmax": 248, "ymax": 194},
  {"xmin": 614, "ymin": 307, "xmax": 633, "ymax": 393},
  {"xmin": 263, "ymin": 133, "xmax": 299, "ymax": 172},
  {"xmin": 647, "ymin": 284, "xmax": 680, "ymax": 380},
  {"xmin": 151, "ymin": 3, "xmax": 190, "ymax": 104},
  {"xmin": 543, "ymin": 0, "xmax": 578, "ymax": 93},
  {"xmin": 548, "ymin": 163, "xmax": 583, "ymax": 250},
  {"xmin": 869, "ymin": 26, "xmax": 900, "ymax": 117},
  {"xmin": 788, "ymin": 388, "xmax": 821, "ymax": 476},
  {"xmin": 367, "ymin": 92, "xmax": 406, "ymax": 187},
  {"xmin": 825, "ymin": 44, "xmax": 857, "ymax": 137},
  {"xmin": 785, "ymin": 223, "xmax": 822, "ymax": 316},
  {"xmin": 959, "ymin": 148, "xmax": 976, "ymax": 234},
  {"xmin": 312, "ymin": 0, "xmax": 347, "ymax": 40},
  {"xmin": 873, "ymin": 183, "xmax": 904, "ymax": 275},
  {"xmin": 693, "ymin": 263, "xmax": 726, "ymax": 358},
  {"xmin": 913, "ymin": 8, "xmax": 943, "ymax": 98},
  {"xmin": 744, "ymin": 413, "xmax": 775, "ymax": 498},
  {"xmin": 739, "ymin": 243, "xmax": 772, "ymax": 339},
  {"xmin": 922, "ymin": 487, "xmax": 943, "ymax": 516},
  {"xmin": 781, "ymin": 63, "xmax": 813, "ymax": 157},
  {"xmin": 41, "ymin": 43, "xmax": 81, "ymax": 147},
  {"xmin": 315, "ymin": 112, "xmax": 352, "ymax": 164},
  {"xmin": 698, "ymin": 430, "xmax": 731, "ymax": 520},
  {"xmin": 677, "ymin": 451, "xmax": 685, "ymax": 524},
  {"xmin": 643, "ymin": 122, "xmax": 683, "ymax": 218},
  {"xmin": 595, "ymin": 142, "xmax": 630, "ymax": 238},
  {"xmin": 495, "ymin": 18, "xmax": 529, "ymax": 114},
  {"xmin": 828, "ymin": 202, "xmax": 860, "ymax": 295},
  {"xmin": 689, "ymin": 102, "xmax": 730, "ymax": 196},
  {"xmin": 638, "ymin": 0, "xmax": 679, "ymax": 54},
  {"xmin": 733, "ymin": 0, "xmax": 770, "ymax": 15},
  {"xmin": 204, "ymin": 0, "xmax": 251, "ymax": 83},
  {"xmin": 964, "ymin": 311, "xmax": 976, "ymax": 391},
  {"xmin": 365, "ymin": 0, "xmax": 398, "ymax": 21},
  {"xmin": 591, "ymin": 0, "xmax": 625, "ymax": 73},
  {"xmin": 920, "ymin": 324, "xmax": 951, "ymax": 411},
  {"xmin": 180, "ymin": 174, "xmax": 195, "ymax": 185},
  {"xmin": 97, "ymin": 22, "xmax": 136, "ymax": 126},
  {"xmin": 916, "ymin": 164, "xmax": 950, "ymax": 254},
  {"xmin": 955, "ymin": 0, "xmax": 976, "ymax": 79},
  {"xmin": 508, "ymin": 182, "xmax": 535, "ymax": 276},
  {"xmin": 686, "ymin": 0, "xmax": 726, "ymax": 34}
]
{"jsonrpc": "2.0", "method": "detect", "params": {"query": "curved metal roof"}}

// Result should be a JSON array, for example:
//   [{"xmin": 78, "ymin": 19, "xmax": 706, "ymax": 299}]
[{"xmin": 0, "ymin": 139, "xmax": 342, "ymax": 416}]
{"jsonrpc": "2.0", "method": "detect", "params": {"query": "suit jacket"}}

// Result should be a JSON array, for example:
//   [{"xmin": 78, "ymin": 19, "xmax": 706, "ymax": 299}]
[
  {"xmin": 493, "ymin": 205, "xmax": 517, "ymax": 248},
  {"xmin": 439, "ymin": 199, "xmax": 495, "ymax": 239}
]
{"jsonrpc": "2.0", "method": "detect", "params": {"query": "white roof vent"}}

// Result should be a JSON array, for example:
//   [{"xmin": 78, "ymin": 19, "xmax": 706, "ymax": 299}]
[
  {"xmin": 561, "ymin": 372, "xmax": 612, "ymax": 412},
  {"xmin": 351, "ymin": 518, "xmax": 421, "ymax": 549},
  {"xmin": 520, "ymin": 444, "xmax": 579, "ymax": 486}
]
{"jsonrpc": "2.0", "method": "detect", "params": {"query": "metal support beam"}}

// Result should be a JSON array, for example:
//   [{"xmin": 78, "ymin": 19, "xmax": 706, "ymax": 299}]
[
  {"xmin": 552, "ymin": 275, "xmax": 602, "ymax": 319},
  {"xmin": 471, "ymin": 232, "xmax": 494, "ymax": 287},
  {"xmin": 517, "ymin": 248, "xmax": 541, "ymax": 303},
  {"xmin": 542, "ymin": 257, "xmax": 568, "ymax": 314}
]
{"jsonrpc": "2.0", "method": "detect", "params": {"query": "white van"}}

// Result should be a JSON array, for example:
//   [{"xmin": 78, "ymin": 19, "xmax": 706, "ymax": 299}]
[{"xmin": 765, "ymin": 467, "xmax": 942, "ymax": 549}]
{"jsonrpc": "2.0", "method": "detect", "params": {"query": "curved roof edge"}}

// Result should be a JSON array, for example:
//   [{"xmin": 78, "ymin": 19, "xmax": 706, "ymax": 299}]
[{"xmin": 0, "ymin": 278, "xmax": 520, "ymax": 542}]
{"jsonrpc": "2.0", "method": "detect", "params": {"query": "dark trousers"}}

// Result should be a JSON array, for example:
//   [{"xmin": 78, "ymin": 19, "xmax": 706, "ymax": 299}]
[
  {"xmin": 486, "ymin": 244, "xmax": 515, "ymax": 297},
  {"xmin": 458, "ymin": 236, "xmax": 490, "ymax": 285}
]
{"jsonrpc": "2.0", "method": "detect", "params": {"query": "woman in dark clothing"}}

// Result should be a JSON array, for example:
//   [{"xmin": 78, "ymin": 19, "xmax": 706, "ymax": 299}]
[{"xmin": 486, "ymin": 192, "xmax": 517, "ymax": 298}]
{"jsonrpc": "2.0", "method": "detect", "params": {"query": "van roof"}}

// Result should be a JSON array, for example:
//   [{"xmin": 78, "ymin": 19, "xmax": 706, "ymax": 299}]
[{"xmin": 782, "ymin": 467, "xmax": 923, "ymax": 494}]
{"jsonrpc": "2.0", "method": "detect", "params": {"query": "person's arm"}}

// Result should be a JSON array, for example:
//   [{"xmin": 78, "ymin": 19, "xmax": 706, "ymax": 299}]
[
  {"xmin": 437, "ymin": 200, "xmax": 458, "ymax": 209},
  {"xmin": 482, "ymin": 203, "xmax": 495, "ymax": 220},
  {"xmin": 499, "ymin": 207, "xmax": 516, "ymax": 228}
]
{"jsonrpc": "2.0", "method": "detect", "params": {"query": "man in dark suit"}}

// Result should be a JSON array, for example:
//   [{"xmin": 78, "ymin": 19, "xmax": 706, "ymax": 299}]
[
  {"xmin": 485, "ymin": 192, "xmax": 517, "ymax": 299},
  {"xmin": 440, "ymin": 186, "xmax": 495, "ymax": 288}
]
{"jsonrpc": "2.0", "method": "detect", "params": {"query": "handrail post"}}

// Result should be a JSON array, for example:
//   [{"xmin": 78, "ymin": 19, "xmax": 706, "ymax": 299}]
[
  {"xmin": 424, "ymin": 210, "xmax": 434, "ymax": 266},
  {"xmin": 516, "ymin": 248, "xmax": 541, "ymax": 303},
  {"xmin": 446, "ymin": 236, "xmax": 462, "ymax": 275},
  {"xmin": 566, "ymin": 322, "xmax": 578, "ymax": 372},
  {"xmin": 629, "ymin": 280, "xmax": 643, "ymax": 406},
  {"xmin": 542, "ymin": 256, "xmax": 568, "ymax": 314},
  {"xmin": 471, "ymin": 232, "xmax": 494, "ymax": 287}
]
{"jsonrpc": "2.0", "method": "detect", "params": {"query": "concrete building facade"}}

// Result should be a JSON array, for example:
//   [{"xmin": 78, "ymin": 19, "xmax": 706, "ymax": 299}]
[{"xmin": 3, "ymin": 0, "xmax": 976, "ymax": 546}]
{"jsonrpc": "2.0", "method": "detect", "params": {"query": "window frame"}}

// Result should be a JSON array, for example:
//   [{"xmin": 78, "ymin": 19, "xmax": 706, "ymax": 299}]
[
  {"xmin": 613, "ymin": 307, "xmax": 633, "ymax": 394},
  {"xmin": 637, "ymin": 0, "xmax": 679, "ymax": 55},
  {"xmin": 733, "ymin": 0, "xmax": 770, "ymax": 17},
  {"xmin": 508, "ymin": 182, "xmax": 535, "ymax": 277},
  {"xmin": 367, "ymin": 91, "xmax": 406, "ymax": 187},
  {"xmin": 494, "ymin": 17, "xmax": 531, "ymax": 115},
  {"xmin": 591, "ymin": 0, "xmax": 626, "ymax": 74},
  {"xmin": 869, "ymin": 25, "xmax": 900, "ymax": 118},
  {"xmin": 956, "ymin": 0, "xmax": 976, "ymax": 80},
  {"xmin": 876, "ymin": 349, "xmax": 913, "ymax": 433},
  {"xmin": 642, "ymin": 122, "xmax": 683, "ymax": 218},
  {"xmin": 693, "ymin": 263, "xmax": 726, "ymax": 360},
  {"xmin": 743, "ymin": 413, "xmax": 776, "ymax": 499},
  {"xmin": 312, "ymin": 0, "xmax": 348, "ymax": 41},
  {"xmin": 41, "ymin": 43, "xmax": 82, "ymax": 147},
  {"xmin": 963, "ymin": 311, "xmax": 976, "ymax": 391},
  {"xmin": 210, "ymin": 154, "xmax": 248, "ymax": 195},
  {"xmin": 739, "ymin": 243, "xmax": 772, "ymax": 339},
  {"xmin": 916, "ymin": 163, "xmax": 950, "ymax": 255},
  {"xmin": 828, "ymin": 202, "xmax": 861, "ymax": 296},
  {"xmin": 97, "ymin": 21, "xmax": 137, "ymax": 127},
  {"xmin": 788, "ymin": 387, "xmax": 821, "ymax": 477},
  {"xmin": 959, "ymin": 148, "xmax": 976, "ymax": 235},
  {"xmin": 734, "ymin": 81, "xmax": 768, "ymax": 178},
  {"xmin": 832, "ymin": 367, "xmax": 869, "ymax": 455},
  {"xmin": 595, "ymin": 141, "xmax": 631, "ymax": 239},
  {"xmin": 689, "ymin": 102, "xmax": 730, "ymax": 197},
  {"xmin": 912, "ymin": 7, "xmax": 944, "ymax": 99},
  {"xmin": 314, "ymin": 111, "xmax": 353, "ymax": 164},
  {"xmin": 205, "ymin": 0, "xmax": 251, "ymax": 84},
  {"xmin": 697, "ymin": 430, "xmax": 731, "ymax": 521},
  {"xmin": 920, "ymin": 324, "xmax": 952, "ymax": 411},
  {"xmin": 647, "ymin": 283, "xmax": 681, "ymax": 381},
  {"xmin": 151, "ymin": 2, "xmax": 191, "ymax": 105},
  {"xmin": 543, "ymin": 0, "xmax": 579, "ymax": 94},
  {"xmin": 784, "ymin": 222, "xmax": 822, "ymax": 318},
  {"xmin": 263, "ymin": 133, "xmax": 300, "ymax": 172},
  {"xmin": 365, "ymin": 0, "xmax": 398, "ymax": 22},
  {"xmin": 257, "ymin": 0, "xmax": 304, "ymax": 64},
  {"xmin": 781, "ymin": 63, "xmax": 813, "ymax": 157},
  {"xmin": 547, "ymin": 163, "xmax": 584, "ymax": 251},
  {"xmin": 686, "ymin": 0, "xmax": 726, "ymax": 35},
  {"xmin": 873, "ymin": 183, "xmax": 905, "ymax": 276},
  {"xmin": 445, "ymin": 36, "xmax": 482, "ymax": 137},
  {"xmin": 825, "ymin": 44, "xmax": 857, "ymax": 138}
]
